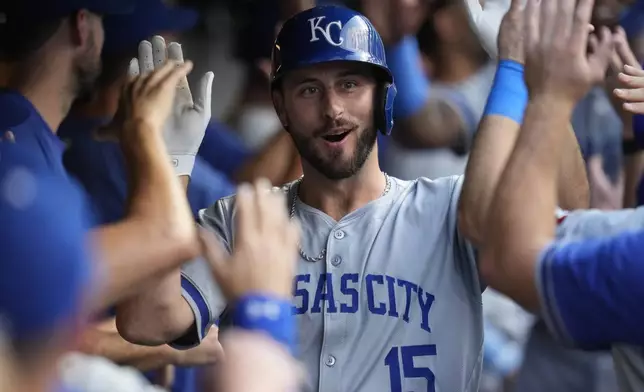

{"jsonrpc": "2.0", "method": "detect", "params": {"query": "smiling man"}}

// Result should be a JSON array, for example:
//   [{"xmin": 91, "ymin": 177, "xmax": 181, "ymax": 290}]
[{"xmin": 116, "ymin": 5, "xmax": 491, "ymax": 392}]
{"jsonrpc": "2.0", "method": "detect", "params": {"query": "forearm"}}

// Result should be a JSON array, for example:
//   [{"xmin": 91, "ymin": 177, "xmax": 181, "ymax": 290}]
[
  {"xmin": 459, "ymin": 60, "xmax": 527, "ymax": 245},
  {"xmin": 483, "ymin": 97, "xmax": 574, "ymax": 310},
  {"xmin": 116, "ymin": 270, "xmax": 196, "ymax": 346},
  {"xmin": 78, "ymin": 319, "xmax": 179, "ymax": 371},
  {"xmin": 459, "ymin": 115, "xmax": 521, "ymax": 245},
  {"xmin": 90, "ymin": 122, "xmax": 199, "ymax": 310},
  {"xmin": 556, "ymin": 125, "xmax": 590, "ymax": 210}
]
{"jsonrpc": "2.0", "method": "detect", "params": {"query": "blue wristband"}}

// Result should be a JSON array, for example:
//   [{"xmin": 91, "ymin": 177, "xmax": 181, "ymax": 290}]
[
  {"xmin": 386, "ymin": 36, "xmax": 430, "ymax": 119},
  {"xmin": 483, "ymin": 60, "xmax": 528, "ymax": 124},
  {"xmin": 232, "ymin": 293, "xmax": 295, "ymax": 353},
  {"xmin": 633, "ymin": 114, "xmax": 644, "ymax": 148}
]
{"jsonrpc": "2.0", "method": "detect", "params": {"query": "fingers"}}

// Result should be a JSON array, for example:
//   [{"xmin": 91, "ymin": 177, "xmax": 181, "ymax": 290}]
[
  {"xmin": 614, "ymin": 27, "xmax": 640, "ymax": 68},
  {"xmin": 624, "ymin": 64, "xmax": 644, "ymax": 77},
  {"xmin": 571, "ymin": 0, "xmax": 595, "ymax": 54},
  {"xmin": 151, "ymin": 35, "xmax": 168, "ymax": 70},
  {"xmin": 234, "ymin": 183, "xmax": 259, "ymax": 244},
  {"xmin": 588, "ymin": 26, "xmax": 614, "ymax": 78},
  {"xmin": 194, "ymin": 71, "xmax": 214, "ymax": 113},
  {"xmin": 168, "ymin": 42, "xmax": 193, "ymax": 105},
  {"xmin": 556, "ymin": 0, "xmax": 575, "ymax": 39},
  {"xmin": 623, "ymin": 101, "xmax": 644, "ymax": 114},
  {"xmin": 138, "ymin": 40, "xmax": 155, "ymax": 76},
  {"xmin": 541, "ymin": 0, "xmax": 558, "ymax": 43},
  {"xmin": 614, "ymin": 85, "xmax": 644, "ymax": 101},
  {"xmin": 128, "ymin": 58, "xmax": 140, "ymax": 80},
  {"xmin": 159, "ymin": 61, "xmax": 194, "ymax": 93},
  {"xmin": 525, "ymin": 0, "xmax": 540, "ymax": 51},
  {"xmin": 253, "ymin": 177, "xmax": 274, "ymax": 231},
  {"xmin": 143, "ymin": 60, "xmax": 180, "ymax": 91}
]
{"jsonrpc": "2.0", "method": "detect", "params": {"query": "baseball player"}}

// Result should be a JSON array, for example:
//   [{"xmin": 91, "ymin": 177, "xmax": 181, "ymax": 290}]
[
  {"xmin": 117, "ymin": 5, "xmax": 490, "ymax": 392},
  {"xmin": 473, "ymin": 0, "xmax": 644, "ymax": 391},
  {"xmin": 0, "ymin": 0, "xmax": 215, "ymax": 312},
  {"xmin": 0, "ymin": 142, "xmax": 94, "ymax": 392}
]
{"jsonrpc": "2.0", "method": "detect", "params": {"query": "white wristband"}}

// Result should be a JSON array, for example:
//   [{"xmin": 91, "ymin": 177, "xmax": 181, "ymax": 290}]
[{"xmin": 170, "ymin": 155, "xmax": 196, "ymax": 177}]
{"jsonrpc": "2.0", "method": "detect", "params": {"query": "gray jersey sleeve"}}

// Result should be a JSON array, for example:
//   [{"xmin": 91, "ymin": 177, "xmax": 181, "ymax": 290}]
[
  {"xmin": 171, "ymin": 198, "xmax": 236, "ymax": 349},
  {"xmin": 556, "ymin": 207, "xmax": 644, "ymax": 240}
]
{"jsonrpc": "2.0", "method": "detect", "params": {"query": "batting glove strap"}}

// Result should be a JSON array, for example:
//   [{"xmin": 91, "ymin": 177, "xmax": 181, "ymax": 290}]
[
  {"xmin": 170, "ymin": 154, "xmax": 196, "ymax": 177},
  {"xmin": 232, "ymin": 293, "xmax": 295, "ymax": 354}
]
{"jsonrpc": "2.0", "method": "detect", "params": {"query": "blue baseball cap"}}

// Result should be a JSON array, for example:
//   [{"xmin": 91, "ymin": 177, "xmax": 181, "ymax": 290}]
[
  {"xmin": 102, "ymin": 0, "xmax": 198, "ymax": 55},
  {"xmin": 0, "ymin": 143, "xmax": 93, "ymax": 342}
]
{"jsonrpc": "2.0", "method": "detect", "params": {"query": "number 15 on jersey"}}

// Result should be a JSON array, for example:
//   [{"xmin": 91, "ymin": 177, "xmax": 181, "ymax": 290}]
[{"xmin": 385, "ymin": 344, "xmax": 437, "ymax": 392}]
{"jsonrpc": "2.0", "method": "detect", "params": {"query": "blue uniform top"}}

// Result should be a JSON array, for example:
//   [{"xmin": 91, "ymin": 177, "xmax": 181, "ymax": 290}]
[
  {"xmin": 0, "ymin": 142, "xmax": 93, "ymax": 342},
  {"xmin": 197, "ymin": 121, "xmax": 251, "ymax": 180},
  {"xmin": 60, "ymin": 115, "xmax": 235, "ymax": 222},
  {"xmin": 536, "ymin": 229, "xmax": 644, "ymax": 348}
]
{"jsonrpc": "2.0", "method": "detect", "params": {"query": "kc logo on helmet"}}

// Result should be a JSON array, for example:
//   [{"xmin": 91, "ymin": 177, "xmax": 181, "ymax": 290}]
[{"xmin": 308, "ymin": 16, "xmax": 344, "ymax": 46}]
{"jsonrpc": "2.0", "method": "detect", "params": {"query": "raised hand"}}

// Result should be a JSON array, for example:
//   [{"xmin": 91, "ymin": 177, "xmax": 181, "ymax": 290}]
[
  {"xmin": 523, "ymin": 0, "xmax": 614, "ymax": 103},
  {"xmin": 117, "ymin": 40, "xmax": 193, "ymax": 134},
  {"xmin": 152, "ymin": 36, "xmax": 214, "ymax": 177},
  {"xmin": 201, "ymin": 179, "xmax": 300, "ymax": 301}
]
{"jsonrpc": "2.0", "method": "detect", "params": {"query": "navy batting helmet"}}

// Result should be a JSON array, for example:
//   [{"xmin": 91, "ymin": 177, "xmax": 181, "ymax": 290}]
[{"xmin": 270, "ymin": 5, "xmax": 397, "ymax": 135}]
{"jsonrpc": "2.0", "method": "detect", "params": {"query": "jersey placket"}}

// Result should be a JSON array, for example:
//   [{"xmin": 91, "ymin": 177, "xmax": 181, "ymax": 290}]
[{"xmin": 317, "ymin": 224, "xmax": 351, "ymax": 392}]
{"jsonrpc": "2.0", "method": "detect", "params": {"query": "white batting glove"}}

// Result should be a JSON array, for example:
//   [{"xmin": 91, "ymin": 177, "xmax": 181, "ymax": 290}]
[
  {"xmin": 463, "ymin": 0, "xmax": 511, "ymax": 59},
  {"xmin": 139, "ymin": 35, "xmax": 214, "ymax": 177}
]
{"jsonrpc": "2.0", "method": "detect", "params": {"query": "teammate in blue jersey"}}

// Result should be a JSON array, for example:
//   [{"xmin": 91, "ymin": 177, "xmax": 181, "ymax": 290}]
[
  {"xmin": 475, "ymin": 0, "xmax": 644, "ymax": 389},
  {"xmin": 0, "ymin": 142, "xmax": 94, "ymax": 392},
  {"xmin": 61, "ymin": 0, "xmax": 234, "ymax": 224},
  {"xmin": 58, "ymin": 2, "xmax": 227, "ymax": 391},
  {"xmin": 197, "ymin": 121, "xmax": 251, "ymax": 181},
  {"xmin": 0, "ymin": 0, "xmax": 216, "ymax": 313}
]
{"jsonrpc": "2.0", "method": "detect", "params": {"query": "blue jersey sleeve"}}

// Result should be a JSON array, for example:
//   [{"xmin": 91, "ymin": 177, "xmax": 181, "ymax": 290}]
[
  {"xmin": 536, "ymin": 229, "xmax": 644, "ymax": 348},
  {"xmin": 197, "ymin": 122, "xmax": 251, "ymax": 179}
]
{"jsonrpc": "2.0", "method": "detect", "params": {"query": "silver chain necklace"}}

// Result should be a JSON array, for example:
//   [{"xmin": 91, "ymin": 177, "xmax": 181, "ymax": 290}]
[{"xmin": 290, "ymin": 172, "xmax": 392, "ymax": 263}]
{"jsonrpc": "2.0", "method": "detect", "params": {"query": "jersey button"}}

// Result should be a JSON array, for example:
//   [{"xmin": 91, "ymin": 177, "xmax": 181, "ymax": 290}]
[
  {"xmin": 325, "ymin": 355, "xmax": 336, "ymax": 367},
  {"xmin": 333, "ymin": 230, "xmax": 345, "ymax": 239},
  {"xmin": 331, "ymin": 256, "xmax": 342, "ymax": 266}
]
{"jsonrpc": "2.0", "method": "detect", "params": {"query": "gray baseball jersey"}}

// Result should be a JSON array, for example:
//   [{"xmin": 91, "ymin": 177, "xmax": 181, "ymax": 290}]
[
  {"xmin": 552, "ymin": 207, "xmax": 644, "ymax": 392},
  {"xmin": 179, "ymin": 175, "xmax": 484, "ymax": 392}
]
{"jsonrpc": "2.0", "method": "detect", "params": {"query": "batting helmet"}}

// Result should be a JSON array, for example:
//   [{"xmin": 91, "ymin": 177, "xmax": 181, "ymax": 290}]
[{"xmin": 270, "ymin": 5, "xmax": 397, "ymax": 135}]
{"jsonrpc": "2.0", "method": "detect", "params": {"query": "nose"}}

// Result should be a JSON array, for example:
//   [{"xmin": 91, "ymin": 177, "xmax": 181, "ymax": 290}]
[{"xmin": 322, "ymin": 89, "xmax": 344, "ymax": 121}]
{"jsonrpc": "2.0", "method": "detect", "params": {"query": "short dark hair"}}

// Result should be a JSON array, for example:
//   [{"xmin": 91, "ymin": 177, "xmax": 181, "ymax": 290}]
[{"xmin": 0, "ymin": 17, "xmax": 65, "ymax": 61}]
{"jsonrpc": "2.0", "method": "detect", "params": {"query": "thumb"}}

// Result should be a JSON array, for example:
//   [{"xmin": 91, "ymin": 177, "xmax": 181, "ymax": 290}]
[
  {"xmin": 195, "ymin": 71, "xmax": 214, "ymax": 114},
  {"xmin": 199, "ymin": 226, "xmax": 229, "ymax": 283}
]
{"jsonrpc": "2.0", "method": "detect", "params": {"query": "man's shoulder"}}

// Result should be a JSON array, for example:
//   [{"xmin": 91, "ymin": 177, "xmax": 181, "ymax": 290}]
[
  {"xmin": 397, "ymin": 174, "xmax": 463, "ymax": 201},
  {"xmin": 199, "ymin": 179, "xmax": 299, "ymax": 230}
]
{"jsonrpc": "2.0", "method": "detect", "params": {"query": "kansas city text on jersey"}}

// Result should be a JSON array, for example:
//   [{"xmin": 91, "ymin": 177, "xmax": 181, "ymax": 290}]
[{"xmin": 293, "ymin": 272, "xmax": 435, "ymax": 334}]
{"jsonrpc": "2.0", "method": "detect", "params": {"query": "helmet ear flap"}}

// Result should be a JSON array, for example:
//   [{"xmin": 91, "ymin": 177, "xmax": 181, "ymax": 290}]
[{"xmin": 375, "ymin": 82, "xmax": 397, "ymax": 135}]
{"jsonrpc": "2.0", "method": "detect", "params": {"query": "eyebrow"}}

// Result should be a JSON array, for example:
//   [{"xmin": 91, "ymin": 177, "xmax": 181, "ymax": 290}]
[{"xmin": 292, "ymin": 70, "xmax": 368, "ymax": 86}]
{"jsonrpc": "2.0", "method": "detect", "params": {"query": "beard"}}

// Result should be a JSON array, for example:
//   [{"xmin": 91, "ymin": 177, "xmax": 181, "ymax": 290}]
[
  {"xmin": 72, "ymin": 36, "xmax": 102, "ymax": 102},
  {"xmin": 289, "ymin": 116, "xmax": 378, "ymax": 180}
]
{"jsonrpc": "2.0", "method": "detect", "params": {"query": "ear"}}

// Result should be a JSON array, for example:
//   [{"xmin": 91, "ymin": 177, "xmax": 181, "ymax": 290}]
[
  {"xmin": 271, "ymin": 89, "xmax": 289, "ymax": 130},
  {"xmin": 69, "ymin": 9, "xmax": 94, "ymax": 49}
]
